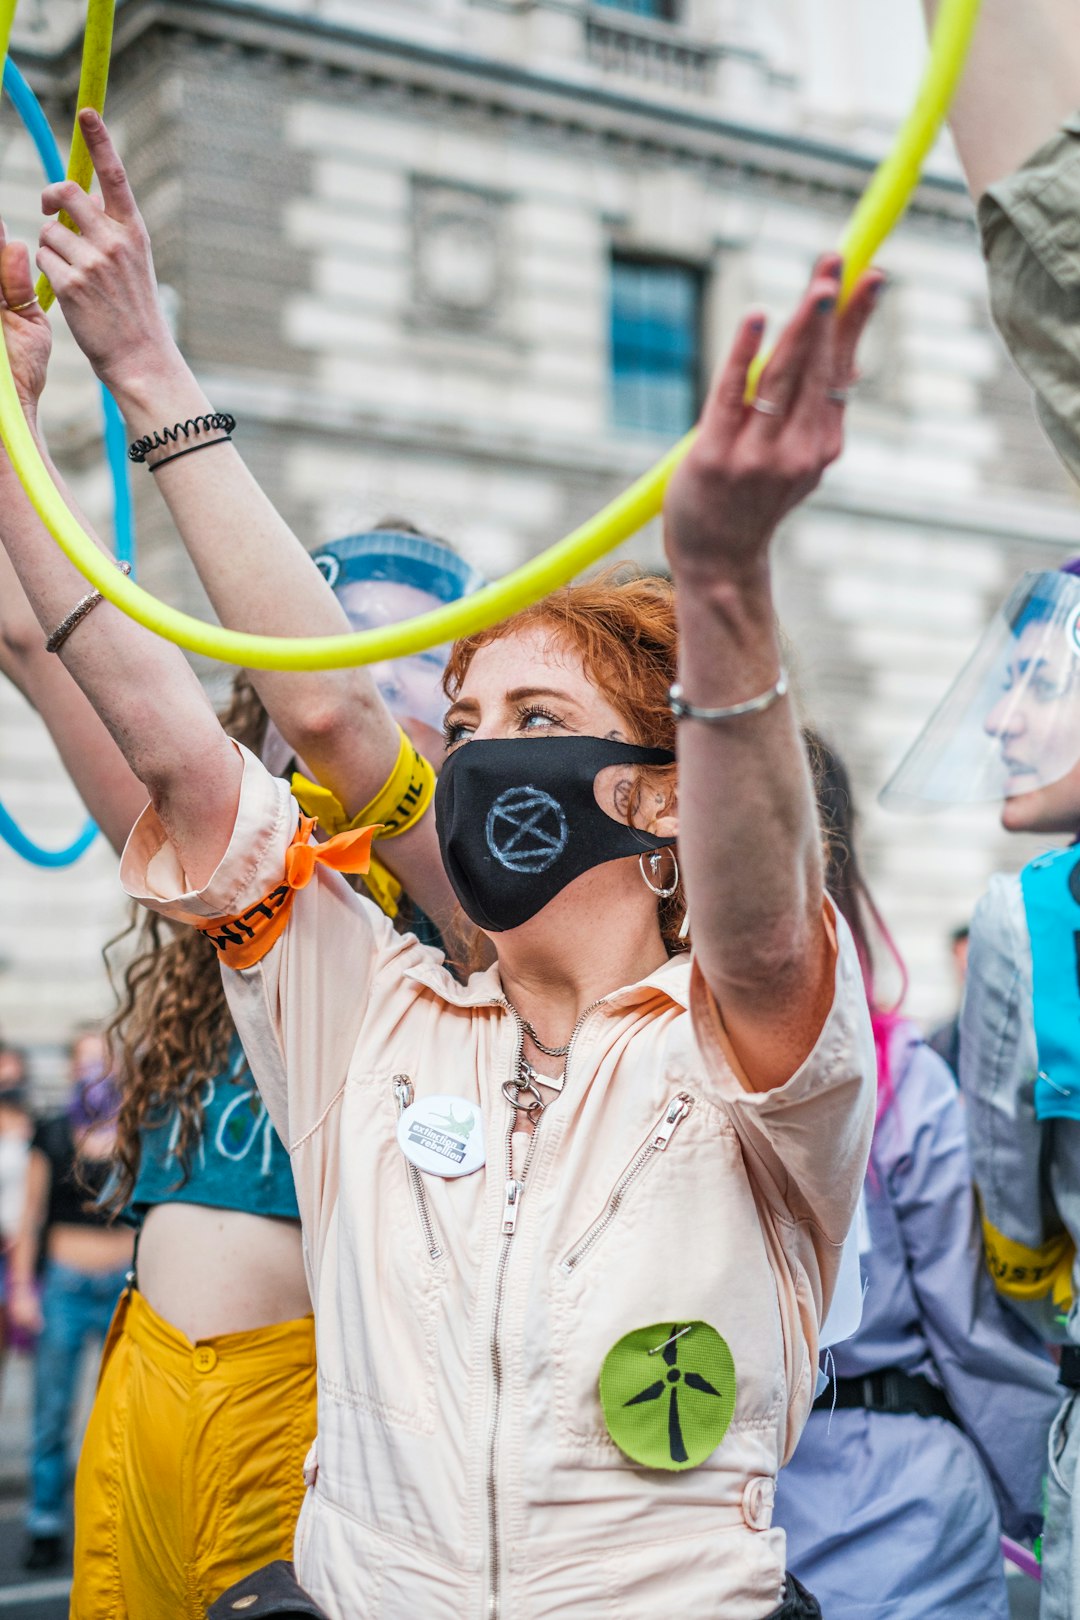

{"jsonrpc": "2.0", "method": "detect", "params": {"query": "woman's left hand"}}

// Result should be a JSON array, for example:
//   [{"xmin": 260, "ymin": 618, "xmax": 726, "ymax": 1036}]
[
  {"xmin": 35, "ymin": 109, "xmax": 176, "ymax": 398},
  {"xmin": 664, "ymin": 255, "xmax": 882, "ymax": 583},
  {"xmin": 0, "ymin": 226, "xmax": 52, "ymax": 423}
]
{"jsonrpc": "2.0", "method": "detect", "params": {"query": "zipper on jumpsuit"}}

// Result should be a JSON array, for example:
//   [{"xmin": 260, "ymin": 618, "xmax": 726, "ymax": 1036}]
[
  {"xmin": 485, "ymin": 1000, "xmax": 600, "ymax": 1620},
  {"xmin": 559, "ymin": 1092, "xmax": 693, "ymax": 1275},
  {"xmin": 392, "ymin": 1075, "xmax": 443, "ymax": 1263}
]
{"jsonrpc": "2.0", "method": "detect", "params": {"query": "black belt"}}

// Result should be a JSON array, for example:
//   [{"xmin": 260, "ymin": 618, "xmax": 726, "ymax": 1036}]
[
  {"xmin": 1060, "ymin": 1345, "xmax": 1080, "ymax": 1390},
  {"xmin": 812, "ymin": 1366, "xmax": 959, "ymax": 1426}
]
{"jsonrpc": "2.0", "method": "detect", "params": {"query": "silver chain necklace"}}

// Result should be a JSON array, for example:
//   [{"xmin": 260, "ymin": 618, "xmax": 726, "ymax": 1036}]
[
  {"xmin": 500, "ymin": 1012, "xmax": 571, "ymax": 1117},
  {"xmin": 519, "ymin": 1017, "xmax": 571, "ymax": 1058}
]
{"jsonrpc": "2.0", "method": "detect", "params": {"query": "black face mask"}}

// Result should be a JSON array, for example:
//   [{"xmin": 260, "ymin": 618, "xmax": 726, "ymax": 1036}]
[{"xmin": 434, "ymin": 735, "xmax": 676, "ymax": 933}]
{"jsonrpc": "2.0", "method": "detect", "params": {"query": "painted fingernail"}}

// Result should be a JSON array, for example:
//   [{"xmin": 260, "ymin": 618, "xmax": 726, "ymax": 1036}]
[
  {"xmin": 748, "ymin": 314, "xmax": 765, "ymax": 332},
  {"xmin": 817, "ymin": 295, "xmax": 836, "ymax": 313},
  {"xmin": 825, "ymin": 257, "xmax": 843, "ymax": 281},
  {"xmin": 868, "ymin": 277, "xmax": 887, "ymax": 302}
]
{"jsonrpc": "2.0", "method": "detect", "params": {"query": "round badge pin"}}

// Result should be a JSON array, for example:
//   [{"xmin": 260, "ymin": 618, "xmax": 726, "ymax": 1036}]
[
  {"xmin": 600, "ymin": 1320, "xmax": 736, "ymax": 1472},
  {"xmin": 397, "ymin": 1093, "xmax": 485, "ymax": 1178}
]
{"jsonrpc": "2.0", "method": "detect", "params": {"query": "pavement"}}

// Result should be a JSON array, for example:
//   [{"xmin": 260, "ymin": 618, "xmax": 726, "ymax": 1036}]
[
  {"xmin": 0, "ymin": 1502, "xmax": 71, "ymax": 1620},
  {"xmin": 0, "ymin": 1350, "xmax": 83, "ymax": 1620}
]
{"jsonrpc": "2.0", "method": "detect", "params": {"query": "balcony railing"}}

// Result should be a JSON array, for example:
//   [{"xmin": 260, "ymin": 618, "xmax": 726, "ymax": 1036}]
[{"xmin": 585, "ymin": 8, "xmax": 716, "ymax": 96}]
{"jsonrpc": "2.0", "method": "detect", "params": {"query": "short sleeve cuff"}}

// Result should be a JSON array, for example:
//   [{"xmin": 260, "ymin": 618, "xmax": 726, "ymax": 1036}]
[
  {"xmin": 689, "ymin": 901, "xmax": 869, "ymax": 1112},
  {"xmin": 120, "ymin": 742, "xmax": 297, "ymax": 926},
  {"xmin": 979, "ymin": 111, "xmax": 1080, "ymax": 286}
]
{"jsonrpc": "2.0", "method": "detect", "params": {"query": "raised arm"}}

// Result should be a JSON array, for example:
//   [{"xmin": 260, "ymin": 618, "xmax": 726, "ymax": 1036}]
[
  {"xmin": 0, "ymin": 540, "xmax": 147, "ymax": 855},
  {"xmin": 666, "ymin": 256, "xmax": 880, "ymax": 1090},
  {"xmin": 922, "ymin": 0, "xmax": 1080, "ymax": 196},
  {"xmin": 0, "ymin": 229, "xmax": 240, "ymax": 885},
  {"xmin": 35, "ymin": 110, "xmax": 452, "ymax": 924}
]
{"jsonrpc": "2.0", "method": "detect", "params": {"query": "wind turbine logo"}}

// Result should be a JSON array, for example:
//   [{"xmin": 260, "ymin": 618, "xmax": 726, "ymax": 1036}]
[{"xmin": 599, "ymin": 1319, "xmax": 737, "ymax": 1472}]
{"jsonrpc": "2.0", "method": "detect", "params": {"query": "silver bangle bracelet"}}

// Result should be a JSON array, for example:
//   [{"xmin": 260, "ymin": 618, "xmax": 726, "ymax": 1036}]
[
  {"xmin": 668, "ymin": 669, "xmax": 789, "ymax": 722},
  {"xmin": 45, "ymin": 561, "xmax": 133, "ymax": 655}
]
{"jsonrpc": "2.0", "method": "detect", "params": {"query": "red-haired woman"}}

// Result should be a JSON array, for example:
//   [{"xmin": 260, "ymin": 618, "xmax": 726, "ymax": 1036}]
[{"xmin": 0, "ymin": 112, "xmax": 882, "ymax": 1619}]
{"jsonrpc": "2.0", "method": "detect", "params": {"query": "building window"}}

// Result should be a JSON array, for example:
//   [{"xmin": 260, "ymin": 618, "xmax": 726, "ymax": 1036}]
[
  {"xmin": 611, "ymin": 256, "xmax": 701, "ymax": 436},
  {"xmin": 595, "ymin": 0, "xmax": 680, "ymax": 19}
]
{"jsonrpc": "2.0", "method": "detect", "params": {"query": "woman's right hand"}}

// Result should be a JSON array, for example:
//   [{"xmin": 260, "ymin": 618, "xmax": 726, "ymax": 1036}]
[
  {"xmin": 0, "ymin": 226, "xmax": 52, "ymax": 423},
  {"xmin": 8, "ymin": 1277, "xmax": 43, "ymax": 1338},
  {"xmin": 35, "ymin": 108, "xmax": 176, "ymax": 398}
]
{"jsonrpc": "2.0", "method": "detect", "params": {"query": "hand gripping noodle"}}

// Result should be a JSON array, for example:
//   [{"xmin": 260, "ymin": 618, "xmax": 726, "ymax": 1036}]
[
  {"xmin": 3, "ymin": 55, "xmax": 134, "ymax": 570},
  {"xmin": 0, "ymin": 55, "xmax": 136, "ymax": 867},
  {"xmin": 881, "ymin": 569, "xmax": 1080, "ymax": 810}
]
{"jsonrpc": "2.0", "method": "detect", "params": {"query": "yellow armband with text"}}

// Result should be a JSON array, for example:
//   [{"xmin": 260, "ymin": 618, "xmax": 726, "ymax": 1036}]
[
  {"xmin": 981, "ymin": 1214, "xmax": 1075, "ymax": 1314},
  {"xmin": 290, "ymin": 728, "xmax": 435, "ymax": 919}
]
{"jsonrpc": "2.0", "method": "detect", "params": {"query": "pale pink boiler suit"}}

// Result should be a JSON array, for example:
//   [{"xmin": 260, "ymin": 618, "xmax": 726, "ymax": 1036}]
[{"xmin": 121, "ymin": 746, "xmax": 875, "ymax": 1620}]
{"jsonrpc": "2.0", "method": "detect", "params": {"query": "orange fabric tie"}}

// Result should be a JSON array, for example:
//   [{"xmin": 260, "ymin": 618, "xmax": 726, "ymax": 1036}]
[{"xmin": 195, "ymin": 816, "xmax": 381, "ymax": 971}]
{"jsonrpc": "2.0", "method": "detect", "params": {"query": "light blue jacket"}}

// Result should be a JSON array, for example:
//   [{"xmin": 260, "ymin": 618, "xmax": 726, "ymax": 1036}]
[
  {"xmin": 961, "ymin": 872, "xmax": 1080, "ymax": 1345},
  {"xmin": 775, "ymin": 1026, "xmax": 1059, "ymax": 1619}
]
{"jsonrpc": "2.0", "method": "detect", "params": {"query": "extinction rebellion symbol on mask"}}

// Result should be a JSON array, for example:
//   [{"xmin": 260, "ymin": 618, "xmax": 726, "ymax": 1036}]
[{"xmin": 485, "ymin": 785, "xmax": 569, "ymax": 873}]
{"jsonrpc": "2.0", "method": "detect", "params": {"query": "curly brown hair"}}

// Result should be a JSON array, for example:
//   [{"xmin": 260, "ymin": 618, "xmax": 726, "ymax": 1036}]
[
  {"xmin": 442, "ymin": 565, "xmax": 687, "ymax": 968},
  {"xmin": 104, "ymin": 677, "xmax": 269, "ymax": 1215}
]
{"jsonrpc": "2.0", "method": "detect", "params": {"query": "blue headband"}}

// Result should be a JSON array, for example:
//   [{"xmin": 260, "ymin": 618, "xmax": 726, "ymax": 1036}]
[{"xmin": 310, "ymin": 530, "xmax": 484, "ymax": 608}]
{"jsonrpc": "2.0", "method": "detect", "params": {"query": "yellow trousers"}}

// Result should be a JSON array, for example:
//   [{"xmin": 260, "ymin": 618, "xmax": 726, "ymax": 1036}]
[{"xmin": 73, "ymin": 1288, "xmax": 316, "ymax": 1620}]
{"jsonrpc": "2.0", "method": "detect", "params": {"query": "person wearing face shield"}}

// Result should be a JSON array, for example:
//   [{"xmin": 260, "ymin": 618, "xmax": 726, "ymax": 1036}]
[
  {"xmin": 881, "ymin": 559, "xmax": 1080, "ymax": 1615},
  {"xmin": 894, "ymin": 19, "xmax": 1080, "ymax": 1603},
  {"xmin": 775, "ymin": 737, "xmax": 1058, "ymax": 1620},
  {"xmin": 314, "ymin": 526, "xmax": 485, "ymax": 763}
]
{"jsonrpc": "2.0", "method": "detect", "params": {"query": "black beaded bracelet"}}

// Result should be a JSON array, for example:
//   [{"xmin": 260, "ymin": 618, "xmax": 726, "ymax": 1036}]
[{"xmin": 128, "ymin": 412, "xmax": 236, "ymax": 464}]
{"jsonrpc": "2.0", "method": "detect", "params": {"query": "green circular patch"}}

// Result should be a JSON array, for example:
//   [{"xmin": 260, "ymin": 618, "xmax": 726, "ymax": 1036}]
[{"xmin": 599, "ymin": 1320, "xmax": 736, "ymax": 1472}]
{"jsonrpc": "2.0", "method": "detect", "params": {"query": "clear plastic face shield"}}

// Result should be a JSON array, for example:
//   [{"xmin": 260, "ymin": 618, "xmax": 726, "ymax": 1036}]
[
  {"xmin": 880, "ymin": 570, "xmax": 1080, "ymax": 811},
  {"xmin": 260, "ymin": 530, "xmax": 485, "ymax": 776}
]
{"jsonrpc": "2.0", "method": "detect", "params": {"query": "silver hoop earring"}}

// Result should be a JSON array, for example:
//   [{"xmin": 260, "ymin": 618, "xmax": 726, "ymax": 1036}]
[{"xmin": 639, "ymin": 849, "xmax": 679, "ymax": 899}]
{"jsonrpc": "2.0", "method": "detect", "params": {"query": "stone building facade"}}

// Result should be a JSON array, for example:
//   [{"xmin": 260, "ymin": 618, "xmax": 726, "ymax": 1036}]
[{"xmin": 1, "ymin": 0, "xmax": 1077, "ymax": 1081}]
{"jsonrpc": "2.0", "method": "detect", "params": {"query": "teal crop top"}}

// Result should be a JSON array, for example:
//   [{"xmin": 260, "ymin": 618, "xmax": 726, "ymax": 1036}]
[{"xmin": 128, "ymin": 1037, "xmax": 299, "ymax": 1222}]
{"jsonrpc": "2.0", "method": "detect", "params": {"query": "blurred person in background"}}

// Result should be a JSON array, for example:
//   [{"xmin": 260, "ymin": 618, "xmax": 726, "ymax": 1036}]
[
  {"xmin": 927, "ymin": 922, "xmax": 969, "ymax": 1079},
  {"xmin": 0, "ymin": 1043, "xmax": 32, "ymax": 1392},
  {"xmin": 774, "ymin": 735, "xmax": 1058, "ymax": 1620},
  {"xmin": 7, "ymin": 1029, "xmax": 132, "ymax": 1571}
]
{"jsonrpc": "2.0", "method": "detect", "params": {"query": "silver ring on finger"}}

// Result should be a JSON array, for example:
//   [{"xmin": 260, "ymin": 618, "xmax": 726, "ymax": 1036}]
[
  {"xmin": 750, "ymin": 395, "xmax": 783, "ymax": 418},
  {"xmin": 825, "ymin": 387, "xmax": 849, "ymax": 405}
]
